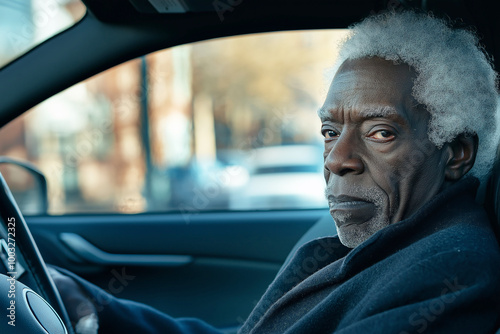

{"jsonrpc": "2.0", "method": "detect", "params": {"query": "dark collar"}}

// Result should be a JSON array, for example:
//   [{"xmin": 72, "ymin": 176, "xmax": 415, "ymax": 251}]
[
  {"xmin": 283, "ymin": 177, "xmax": 482, "ymax": 284},
  {"xmin": 338, "ymin": 176, "xmax": 481, "ymax": 277}
]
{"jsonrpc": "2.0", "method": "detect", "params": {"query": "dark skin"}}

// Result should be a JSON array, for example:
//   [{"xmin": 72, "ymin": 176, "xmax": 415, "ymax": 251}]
[{"xmin": 319, "ymin": 57, "xmax": 478, "ymax": 248}]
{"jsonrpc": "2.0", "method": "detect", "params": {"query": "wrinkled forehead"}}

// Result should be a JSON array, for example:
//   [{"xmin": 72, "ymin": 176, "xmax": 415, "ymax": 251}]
[{"xmin": 319, "ymin": 58, "xmax": 424, "ymax": 123}]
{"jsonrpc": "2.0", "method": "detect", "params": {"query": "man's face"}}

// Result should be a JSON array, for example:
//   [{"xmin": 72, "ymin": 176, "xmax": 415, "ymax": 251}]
[{"xmin": 320, "ymin": 57, "xmax": 450, "ymax": 248}]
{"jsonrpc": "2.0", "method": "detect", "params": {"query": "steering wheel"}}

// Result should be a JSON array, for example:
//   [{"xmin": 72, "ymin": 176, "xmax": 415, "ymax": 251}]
[{"xmin": 0, "ymin": 173, "xmax": 74, "ymax": 334}]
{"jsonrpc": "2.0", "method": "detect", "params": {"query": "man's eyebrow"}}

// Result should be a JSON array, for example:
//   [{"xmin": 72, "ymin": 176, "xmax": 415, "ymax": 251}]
[
  {"xmin": 317, "ymin": 107, "xmax": 332, "ymax": 121},
  {"xmin": 318, "ymin": 106, "xmax": 401, "ymax": 122},
  {"xmin": 358, "ymin": 106, "xmax": 398, "ymax": 118}
]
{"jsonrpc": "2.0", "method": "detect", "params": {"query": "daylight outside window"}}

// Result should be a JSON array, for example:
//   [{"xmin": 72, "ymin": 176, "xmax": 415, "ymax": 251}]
[{"xmin": 0, "ymin": 29, "xmax": 349, "ymax": 215}]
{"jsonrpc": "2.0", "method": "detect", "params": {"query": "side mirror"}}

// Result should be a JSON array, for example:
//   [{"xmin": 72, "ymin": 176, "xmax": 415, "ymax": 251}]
[{"xmin": 0, "ymin": 157, "xmax": 48, "ymax": 215}]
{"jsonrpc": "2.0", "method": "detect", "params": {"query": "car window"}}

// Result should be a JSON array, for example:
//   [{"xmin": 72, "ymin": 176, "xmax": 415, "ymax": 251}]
[
  {"xmin": 0, "ymin": 0, "xmax": 86, "ymax": 69},
  {"xmin": 0, "ymin": 29, "xmax": 349, "ymax": 215}
]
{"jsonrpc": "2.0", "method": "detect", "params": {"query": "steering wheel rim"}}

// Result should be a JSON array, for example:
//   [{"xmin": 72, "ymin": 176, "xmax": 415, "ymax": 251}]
[{"xmin": 0, "ymin": 173, "xmax": 74, "ymax": 334}]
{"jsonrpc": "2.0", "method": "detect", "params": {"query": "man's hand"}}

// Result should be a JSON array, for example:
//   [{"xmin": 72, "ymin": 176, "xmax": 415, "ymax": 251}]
[{"xmin": 48, "ymin": 267, "xmax": 99, "ymax": 334}]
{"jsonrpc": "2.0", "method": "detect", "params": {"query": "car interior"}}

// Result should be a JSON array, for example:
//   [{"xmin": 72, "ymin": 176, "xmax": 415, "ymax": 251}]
[{"xmin": 1, "ymin": 0, "xmax": 500, "ymax": 333}]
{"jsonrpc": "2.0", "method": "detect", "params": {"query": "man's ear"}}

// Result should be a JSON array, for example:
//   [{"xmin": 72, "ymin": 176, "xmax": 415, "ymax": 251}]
[{"xmin": 444, "ymin": 133, "xmax": 478, "ymax": 181}]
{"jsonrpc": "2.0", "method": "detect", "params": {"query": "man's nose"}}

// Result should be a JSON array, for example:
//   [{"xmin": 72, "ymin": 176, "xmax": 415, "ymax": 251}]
[{"xmin": 324, "ymin": 134, "xmax": 364, "ymax": 176}]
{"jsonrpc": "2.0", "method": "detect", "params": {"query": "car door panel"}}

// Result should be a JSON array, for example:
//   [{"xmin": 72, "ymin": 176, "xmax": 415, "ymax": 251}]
[{"xmin": 27, "ymin": 209, "xmax": 331, "ymax": 328}]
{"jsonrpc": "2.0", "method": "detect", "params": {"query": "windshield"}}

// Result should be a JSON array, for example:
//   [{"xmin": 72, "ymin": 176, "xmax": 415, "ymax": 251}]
[{"xmin": 0, "ymin": 0, "xmax": 86, "ymax": 69}]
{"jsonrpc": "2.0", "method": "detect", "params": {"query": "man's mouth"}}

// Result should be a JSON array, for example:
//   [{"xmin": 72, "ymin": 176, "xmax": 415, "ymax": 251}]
[{"xmin": 329, "ymin": 195, "xmax": 376, "ymax": 226}]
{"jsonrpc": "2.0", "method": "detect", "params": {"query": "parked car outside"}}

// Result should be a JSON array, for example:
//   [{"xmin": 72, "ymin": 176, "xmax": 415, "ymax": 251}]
[{"xmin": 229, "ymin": 145, "xmax": 327, "ymax": 210}]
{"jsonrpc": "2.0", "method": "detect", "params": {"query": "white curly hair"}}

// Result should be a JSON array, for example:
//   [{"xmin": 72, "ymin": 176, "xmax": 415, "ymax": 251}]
[{"xmin": 331, "ymin": 10, "xmax": 500, "ymax": 180}]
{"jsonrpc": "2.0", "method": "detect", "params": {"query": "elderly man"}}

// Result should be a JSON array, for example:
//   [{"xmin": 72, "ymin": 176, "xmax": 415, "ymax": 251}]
[{"xmin": 53, "ymin": 10, "xmax": 500, "ymax": 334}]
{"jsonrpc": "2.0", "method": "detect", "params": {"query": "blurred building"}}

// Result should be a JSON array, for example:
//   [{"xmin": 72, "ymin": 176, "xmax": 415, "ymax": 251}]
[{"xmin": 0, "ymin": 25, "xmax": 348, "ymax": 214}]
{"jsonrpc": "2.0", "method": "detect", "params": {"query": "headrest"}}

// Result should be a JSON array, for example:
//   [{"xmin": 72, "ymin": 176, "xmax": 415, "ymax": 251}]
[{"xmin": 483, "ymin": 144, "xmax": 500, "ymax": 242}]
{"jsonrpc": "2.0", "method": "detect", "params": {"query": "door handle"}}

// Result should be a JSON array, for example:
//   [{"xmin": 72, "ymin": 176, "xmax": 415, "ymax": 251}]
[{"xmin": 59, "ymin": 233, "xmax": 193, "ymax": 266}]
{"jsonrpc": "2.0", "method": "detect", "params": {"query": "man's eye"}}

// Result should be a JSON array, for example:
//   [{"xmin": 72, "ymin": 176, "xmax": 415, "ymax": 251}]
[
  {"xmin": 370, "ymin": 130, "xmax": 395, "ymax": 141},
  {"xmin": 321, "ymin": 129, "xmax": 338, "ymax": 139}
]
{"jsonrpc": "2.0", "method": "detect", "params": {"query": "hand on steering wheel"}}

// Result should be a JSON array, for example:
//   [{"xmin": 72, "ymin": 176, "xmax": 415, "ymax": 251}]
[{"xmin": 48, "ymin": 267, "xmax": 99, "ymax": 334}]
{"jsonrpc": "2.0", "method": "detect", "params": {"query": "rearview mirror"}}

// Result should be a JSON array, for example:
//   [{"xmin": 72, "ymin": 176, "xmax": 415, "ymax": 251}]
[{"xmin": 0, "ymin": 157, "xmax": 48, "ymax": 215}]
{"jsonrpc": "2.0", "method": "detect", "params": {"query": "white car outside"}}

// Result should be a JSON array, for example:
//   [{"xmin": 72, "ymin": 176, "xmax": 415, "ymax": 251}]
[{"xmin": 229, "ymin": 145, "xmax": 328, "ymax": 210}]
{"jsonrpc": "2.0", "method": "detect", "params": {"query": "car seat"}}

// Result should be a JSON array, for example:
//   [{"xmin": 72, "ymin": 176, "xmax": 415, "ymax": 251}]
[
  {"xmin": 279, "ymin": 212, "xmax": 336, "ymax": 273},
  {"xmin": 484, "ymin": 144, "xmax": 500, "ymax": 242}
]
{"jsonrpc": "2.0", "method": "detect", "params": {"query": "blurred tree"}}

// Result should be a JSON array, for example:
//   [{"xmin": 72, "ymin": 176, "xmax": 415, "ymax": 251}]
[{"xmin": 191, "ymin": 30, "xmax": 348, "ymax": 150}]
